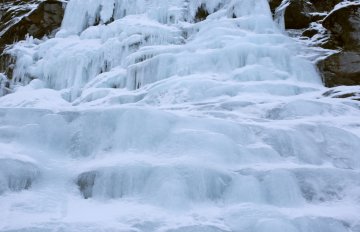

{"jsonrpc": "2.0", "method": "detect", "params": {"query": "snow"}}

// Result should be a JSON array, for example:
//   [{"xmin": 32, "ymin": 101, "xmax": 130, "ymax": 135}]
[
  {"xmin": 0, "ymin": 0, "xmax": 360, "ymax": 231},
  {"xmin": 332, "ymin": 0, "xmax": 360, "ymax": 11}
]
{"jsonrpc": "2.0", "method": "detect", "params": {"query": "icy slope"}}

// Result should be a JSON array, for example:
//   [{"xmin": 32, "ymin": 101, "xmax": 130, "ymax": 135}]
[{"xmin": 0, "ymin": 0, "xmax": 360, "ymax": 231}]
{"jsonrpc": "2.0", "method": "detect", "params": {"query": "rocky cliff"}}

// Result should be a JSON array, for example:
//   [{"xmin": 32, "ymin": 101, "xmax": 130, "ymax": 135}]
[
  {"xmin": 270, "ymin": 0, "xmax": 360, "ymax": 92},
  {"xmin": 0, "ymin": 0, "xmax": 65, "ymax": 93}
]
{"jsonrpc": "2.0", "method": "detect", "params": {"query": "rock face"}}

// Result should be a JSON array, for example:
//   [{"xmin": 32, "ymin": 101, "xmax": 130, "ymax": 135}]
[
  {"xmin": 283, "ymin": 0, "xmax": 315, "ymax": 29},
  {"xmin": 272, "ymin": 0, "xmax": 360, "ymax": 87},
  {"xmin": 0, "ymin": 0, "xmax": 65, "ymax": 81},
  {"xmin": 273, "ymin": 0, "xmax": 343, "ymax": 29},
  {"xmin": 323, "ymin": 3, "xmax": 360, "ymax": 50},
  {"xmin": 318, "ymin": 51, "xmax": 360, "ymax": 87},
  {"xmin": 0, "ymin": 0, "xmax": 65, "ymax": 51},
  {"xmin": 319, "ymin": 3, "xmax": 360, "ymax": 87},
  {"xmin": 309, "ymin": 0, "xmax": 343, "ymax": 12}
]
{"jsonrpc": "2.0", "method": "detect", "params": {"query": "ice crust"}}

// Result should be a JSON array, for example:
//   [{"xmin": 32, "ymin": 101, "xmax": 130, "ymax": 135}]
[{"xmin": 0, "ymin": 0, "xmax": 360, "ymax": 231}]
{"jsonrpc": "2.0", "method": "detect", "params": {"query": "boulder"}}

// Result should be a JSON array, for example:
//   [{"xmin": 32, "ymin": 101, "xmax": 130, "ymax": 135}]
[
  {"xmin": 302, "ymin": 28, "xmax": 320, "ymax": 38},
  {"xmin": 279, "ymin": 0, "xmax": 315, "ymax": 29},
  {"xmin": 322, "ymin": 3, "xmax": 360, "ymax": 50},
  {"xmin": 317, "ymin": 51, "xmax": 360, "ymax": 87},
  {"xmin": 308, "ymin": 0, "xmax": 342, "ymax": 12},
  {"xmin": 316, "ymin": 3, "xmax": 360, "ymax": 87}
]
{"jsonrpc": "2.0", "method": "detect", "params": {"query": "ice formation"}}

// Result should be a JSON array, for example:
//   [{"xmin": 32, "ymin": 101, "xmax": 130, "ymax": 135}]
[{"xmin": 0, "ymin": 0, "xmax": 360, "ymax": 231}]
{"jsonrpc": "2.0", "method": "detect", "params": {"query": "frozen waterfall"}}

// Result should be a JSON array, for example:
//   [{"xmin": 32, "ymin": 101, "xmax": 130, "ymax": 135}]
[{"xmin": 0, "ymin": 0, "xmax": 360, "ymax": 231}]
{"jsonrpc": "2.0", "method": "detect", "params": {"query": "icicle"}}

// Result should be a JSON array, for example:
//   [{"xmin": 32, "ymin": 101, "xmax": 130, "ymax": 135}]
[{"xmin": 274, "ymin": 0, "xmax": 290, "ymax": 32}]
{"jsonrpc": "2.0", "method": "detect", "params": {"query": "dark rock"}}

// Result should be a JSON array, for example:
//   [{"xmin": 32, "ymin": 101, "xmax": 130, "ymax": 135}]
[
  {"xmin": 1, "ymin": 0, "xmax": 39, "ymax": 51},
  {"xmin": 0, "ymin": 53, "xmax": 16, "ymax": 79},
  {"xmin": 311, "ymin": 13, "xmax": 327, "ymax": 22},
  {"xmin": 302, "ymin": 28, "xmax": 319, "ymax": 38},
  {"xmin": 269, "ymin": 0, "xmax": 283, "ymax": 14},
  {"xmin": 322, "ymin": 3, "xmax": 360, "ymax": 50},
  {"xmin": 0, "ymin": 0, "xmax": 65, "ymax": 52},
  {"xmin": 320, "ymin": 38, "xmax": 342, "ymax": 50},
  {"xmin": 0, "ymin": 0, "xmax": 66, "ymax": 83},
  {"xmin": 281, "ymin": 0, "xmax": 360, "ymax": 87},
  {"xmin": 317, "ymin": 51, "xmax": 360, "ymax": 87},
  {"xmin": 306, "ymin": 27, "xmax": 342, "ymax": 50},
  {"xmin": 195, "ymin": 4, "xmax": 209, "ymax": 22},
  {"xmin": 308, "ymin": 0, "xmax": 343, "ymax": 12},
  {"xmin": 335, "ymin": 92, "xmax": 357, "ymax": 98},
  {"xmin": 285, "ymin": 0, "xmax": 315, "ymax": 29},
  {"xmin": 322, "ymin": 88, "xmax": 360, "ymax": 101},
  {"xmin": 278, "ymin": 0, "xmax": 343, "ymax": 29},
  {"xmin": 76, "ymin": 171, "xmax": 97, "ymax": 199}
]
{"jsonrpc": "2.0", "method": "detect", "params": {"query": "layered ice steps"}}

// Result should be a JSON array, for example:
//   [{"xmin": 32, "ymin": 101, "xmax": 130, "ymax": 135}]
[{"xmin": 0, "ymin": 0, "xmax": 359, "ymax": 231}]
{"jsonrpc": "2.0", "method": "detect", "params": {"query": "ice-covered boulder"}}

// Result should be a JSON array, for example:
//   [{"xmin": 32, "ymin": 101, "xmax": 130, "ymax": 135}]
[{"xmin": 0, "ymin": 158, "xmax": 39, "ymax": 194}]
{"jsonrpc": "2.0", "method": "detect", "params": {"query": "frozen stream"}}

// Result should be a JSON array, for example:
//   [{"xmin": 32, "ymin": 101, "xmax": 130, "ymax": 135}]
[{"xmin": 0, "ymin": 0, "xmax": 360, "ymax": 231}]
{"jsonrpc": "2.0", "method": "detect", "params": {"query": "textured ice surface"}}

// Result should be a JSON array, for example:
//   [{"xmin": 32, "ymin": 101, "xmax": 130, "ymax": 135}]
[
  {"xmin": 0, "ymin": 0, "xmax": 360, "ymax": 231},
  {"xmin": 0, "ymin": 159, "xmax": 39, "ymax": 195}
]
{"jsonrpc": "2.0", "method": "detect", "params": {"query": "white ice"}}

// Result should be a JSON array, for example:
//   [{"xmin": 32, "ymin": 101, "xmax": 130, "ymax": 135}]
[{"xmin": 0, "ymin": 0, "xmax": 360, "ymax": 231}]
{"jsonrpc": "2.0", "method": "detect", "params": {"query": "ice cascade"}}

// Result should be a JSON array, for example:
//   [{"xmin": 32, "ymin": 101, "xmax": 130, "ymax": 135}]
[{"xmin": 0, "ymin": 0, "xmax": 360, "ymax": 231}]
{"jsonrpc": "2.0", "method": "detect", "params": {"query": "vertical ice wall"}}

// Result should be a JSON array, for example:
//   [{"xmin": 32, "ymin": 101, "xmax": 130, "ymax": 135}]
[{"xmin": 0, "ymin": 0, "xmax": 360, "ymax": 232}]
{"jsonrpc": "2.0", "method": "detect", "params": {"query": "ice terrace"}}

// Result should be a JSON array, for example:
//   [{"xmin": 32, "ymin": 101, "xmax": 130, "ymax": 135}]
[{"xmin": 0, "ymin": 0, "xmax": 359, "ymax": 231}]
